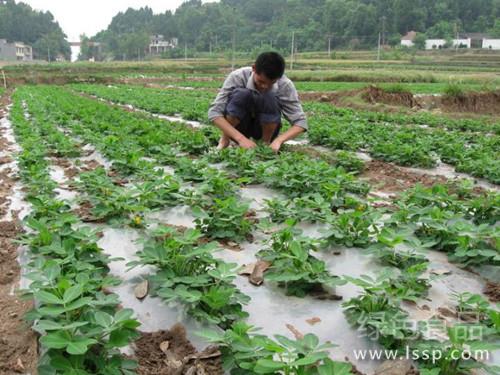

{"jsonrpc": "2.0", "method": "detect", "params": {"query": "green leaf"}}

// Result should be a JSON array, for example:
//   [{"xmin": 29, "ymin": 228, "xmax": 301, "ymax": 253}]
[
  {"xmin": 64, "ymin": 297, "xmax": 93, "ymax": 312},
  {"xmin": 63, "ymin": 285, "xmax": 84, "ymax": 304},
  {"xmin": 94, "ymin": 311, "xmax": 114, "ymax": 328},
  {"xmin": 114, "ymin": 309, "xmax": 134, "ymax": 323},
  {"xmin": 292, "ymin": 351, "xmax": 329, "ymax": 367},
  {"xmin": 40, "ymin": 331, "xmax": 70, "ymax": 349},
  {"xmin": 36, "ymin": 290, "xmax": 63, "ymax": 305},
  {"xmin": 318, "ymin": 360, "xmax": 353, "ymax": 375},
  {"xmin": 195, "ymin": 329, "xmax": 224, "ymax": 342},
  {"xmin": 302, "ymin": 333, "xmax": 320, "ymax": 349},
  {"xmin": 108, "ymin": 328, "xmax": 133, "ymax": 347},
  {"xmin": 44, "ymin": 261, "xmax": 61, "ymax": 281},
  {"xmin": 254, "ymin": 359, "xmax": 285, "ymax": 374},
  {"xmin": 37, "ymin": 305, "xmax": 66, "ymax": 316},
  {"xmin": 66, "ymin": 337, "xmax": 98, "ymax": 355}
]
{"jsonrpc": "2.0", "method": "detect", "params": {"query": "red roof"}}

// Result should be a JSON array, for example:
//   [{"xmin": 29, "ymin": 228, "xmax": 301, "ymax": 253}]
[{"xmin": 401, "ymin": 31, "xmax": 417, "ymax": 41}]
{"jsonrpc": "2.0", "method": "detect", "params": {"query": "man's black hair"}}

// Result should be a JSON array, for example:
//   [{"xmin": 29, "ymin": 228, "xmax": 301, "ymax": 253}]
[{"xmin": 255, "ymin": 52, "xmax": 285, "ymax": 80}]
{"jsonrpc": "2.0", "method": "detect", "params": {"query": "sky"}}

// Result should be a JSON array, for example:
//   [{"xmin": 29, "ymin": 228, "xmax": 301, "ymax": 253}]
[{"xmin": 20, "ymin": 1, "xmax": 214, "ymax": 42}]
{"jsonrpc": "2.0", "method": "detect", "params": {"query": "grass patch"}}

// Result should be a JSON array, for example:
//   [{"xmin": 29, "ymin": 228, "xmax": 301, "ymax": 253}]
[{"xmin": 444, "ymin": 83, "xmax": 465, "ymax": 98}]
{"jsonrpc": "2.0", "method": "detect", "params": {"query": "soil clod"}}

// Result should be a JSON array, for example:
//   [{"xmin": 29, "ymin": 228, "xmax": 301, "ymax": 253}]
[{"xmin": 134, "ymin": 324, "xmax": 223, "ymax": 375}]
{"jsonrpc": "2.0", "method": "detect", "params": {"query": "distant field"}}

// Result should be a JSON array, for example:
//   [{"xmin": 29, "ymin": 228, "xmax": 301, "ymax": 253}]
[
  {"xmin": 153, "ymin": 80, "xmax": 495, "ymax": 95},
  {"xmin": 3, "ymin": 49, "xmax": 500, "ymax": 86}
]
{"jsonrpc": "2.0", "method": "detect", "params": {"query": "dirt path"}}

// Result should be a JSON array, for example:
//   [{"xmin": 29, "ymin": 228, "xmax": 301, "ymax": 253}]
[{"xmin": 0, "ymin": 91, "xmax": 38, "ymax": 374}]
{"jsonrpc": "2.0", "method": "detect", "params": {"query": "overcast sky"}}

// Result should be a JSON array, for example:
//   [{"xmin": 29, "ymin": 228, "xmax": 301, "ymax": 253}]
[{"xmin": 21, "ymin": 1, "xmax": 215, "ymax": 41}]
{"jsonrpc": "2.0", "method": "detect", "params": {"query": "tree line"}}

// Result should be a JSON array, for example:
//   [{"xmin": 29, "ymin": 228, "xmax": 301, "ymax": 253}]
[
  {"xmin": 2, "ymin": 0, "xmax": 499, "ymax": 62},
  {"xmin": 0, "ymin": 0, "xmax": 70, "ymax": 61},
  {"xmin": 85, "ymin": 0, "xmax": 500, "ymax": 60}
]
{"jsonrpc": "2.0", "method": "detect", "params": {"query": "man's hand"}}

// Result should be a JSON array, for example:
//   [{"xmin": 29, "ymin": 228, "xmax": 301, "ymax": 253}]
[
  {"xmin": 270, "ymin": 139, "xmax": 282, "ymax": 153},
  {"xmin": 238, "ymin": 137, "xmax": 257, "ymax": 149}
]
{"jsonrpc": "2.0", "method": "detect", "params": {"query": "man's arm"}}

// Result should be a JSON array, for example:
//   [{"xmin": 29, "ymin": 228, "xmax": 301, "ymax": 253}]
[
  {"xmin": 212, "ymin": 116, "xmax": 256, "ymax": 149},
  {"xmin": 272, "ymin": 80, "xmax": 308, "ymax": 152},
  {"xmin": 270, "ymin": 125, "xmax": 305, "ymax": 153}
]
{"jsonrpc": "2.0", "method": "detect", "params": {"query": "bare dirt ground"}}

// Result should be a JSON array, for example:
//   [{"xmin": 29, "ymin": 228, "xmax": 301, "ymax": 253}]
[
  {"xmin": 360, "ymin": 160, "xmax": 448, "ymax": 193},
  {"xmin": 301, "ymin": 86, "xmax": 500, "ymax": 119},
  {"xmin": 484, "ymin": 281, "xmax": 500, "ymax": 303},
  {"xmin": 133, "ymin": 324, "xmax": 223, "ymax": 375},
  {"xmin": 0, "ymin": 91, "xmax": 38, "ymax": 374}
]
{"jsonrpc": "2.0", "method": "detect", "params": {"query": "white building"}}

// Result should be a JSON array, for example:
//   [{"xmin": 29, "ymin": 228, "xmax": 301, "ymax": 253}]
[
  {"xmin": 149, "ymin": 35, "xmax": 178, "ymax": 55},
  {"xmin": 421, "ymin": 32, "xmax": 500, "ymax": 50},
  {"xmin": 452, "ymin": 38, "xmax": 471, "ymax": 48},
  {"xmin": 482, "ymin": 38, "xmax": 500, "ymax": 50},
  {"xmin": 425, "ymin": 39, "xmax": 447, "ymax": 49},
  {"xmin": 0, "ymin": 39, "xmax": 32, "ymax": 61},
  {"xmin": 400, "ymin": 31, "xmax": 416, "ymax": 47}
]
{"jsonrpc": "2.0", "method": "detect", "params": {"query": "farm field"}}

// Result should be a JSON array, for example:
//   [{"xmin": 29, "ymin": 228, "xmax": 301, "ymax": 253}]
[
  {"xmin": 100, "ymin": 80, "xmax": 495, "ymax": 95},
  {"xmin": 0, "ymin": 62, "xmax": 499, "ymax": 375}
]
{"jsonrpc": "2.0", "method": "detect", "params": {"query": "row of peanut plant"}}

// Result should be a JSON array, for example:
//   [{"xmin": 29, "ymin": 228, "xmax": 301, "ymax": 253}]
[
  {"xmin": 71, "ymin": 84, "xmax": 500, "ymax": 184},
  {"xmin": 69, "ymin": 84, "xmax": 500, "ymax": 372},
  {"xmin": 10, "ymin": 90, "xmax": 141, "ymax": 375},
  {"xmin": 19, "ymin": 85, "xmax": 356, "ymax": 374},
  {"xmin": 16, "ymin": 85, "xmax": 500, "ymax": 374}
]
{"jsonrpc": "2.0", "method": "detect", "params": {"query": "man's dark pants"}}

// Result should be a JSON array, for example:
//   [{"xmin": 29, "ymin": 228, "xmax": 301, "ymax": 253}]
[{"xmin": 224, "ymin": 88, "xmax": 282, "ymax": 142}]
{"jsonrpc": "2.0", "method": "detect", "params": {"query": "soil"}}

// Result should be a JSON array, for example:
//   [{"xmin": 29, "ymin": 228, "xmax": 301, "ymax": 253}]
[
  {"xmin": 133, "ymin": 323, "xmax": 223, "ymax": 375},
  {"xmin": 301, "ymin": 88, "xmax": 364, "ymax": 105},
  {"xmin": 51, "ymin": 157, "xmax": 80, "ymax": 179},
  {"xmin": 74, "ymin": 200, "xmax": 107, "ymax": 223},
  {"xmin": 0, "ymin": 90, "xmax": 38, "ymax": 374},
  {"xmin": 361, "ymin": 160, "xmax": 447, "ymax": 193},
  {"xmin": 362, "ymin": 86, "xmax": 419, "ymax": 108},
  {"xmin": 80, "ymin": 159, "xmax": 102, "ymax": 172},
  {"xmin": 0, "ymin": 167, "xmax": 17, "ymax": 218},
  {"xmin": 440, "ymin": 91, "xmax": 500, "ymax": 115},
  {"xmin": 484, "ymin": 281, "xmax": 500, "ymax": 303},
  {"xmin": 301, "ymin": 86, "xmax": 419, "ymax": 109},
  {"xmin": 302, "ymin": 87, "xmax": 500, "ymax": 121}
]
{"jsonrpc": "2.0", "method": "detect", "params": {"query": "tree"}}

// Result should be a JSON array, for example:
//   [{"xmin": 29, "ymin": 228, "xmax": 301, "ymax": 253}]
[
  {"xmin": 85, "ymin": 0, "xmax": 500, "ymax": 57},
  {"xmin": 0, "ymin": 0, "xmax": 70, "ymax": 61},
  {"xmin": 414, "ymin": 33, "xmax": 427, "ymax": 49},
  {"xmin": 490, "ymin": 18, "xmax": 500, "ymax": 37},
  {"xmin": 426, "ymin": 20, "xmax": 455, "ymax": 38}
]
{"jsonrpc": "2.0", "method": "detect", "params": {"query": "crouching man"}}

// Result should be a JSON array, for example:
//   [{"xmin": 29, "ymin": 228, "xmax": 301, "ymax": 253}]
[{"xmin": 207, "ymin": 52, "xmax": 308, "ymax": 153}]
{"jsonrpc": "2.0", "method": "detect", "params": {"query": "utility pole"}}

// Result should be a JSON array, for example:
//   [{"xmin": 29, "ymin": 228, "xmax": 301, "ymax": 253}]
[
  {"xmin": 47, "ymin": 45, "xmax": 51, "ymax": 62},
  {"xmin": 1, "ymin": 70, "xmax": 6, "ymax": 89},
  {"xmin": 184, "ymin": 42, "xmax": 187, "ymax": 61},
  {"xmin": 328, "ymin": 35, "xmax": 332, "ymax": 57},
  {"xmin": 381, "ymin": 16, "xmax": 386, "ymax": 46},
  {"xmin": 290, "ymin": 31, "xmax": 295, "ymax": 70},
  {"xmin": 377, "ymin": 32, "xmax": 381, "ymax": 61},
  {"xmin": 231, "ymin": 7, "xmax": 236, "ymax": 70}
]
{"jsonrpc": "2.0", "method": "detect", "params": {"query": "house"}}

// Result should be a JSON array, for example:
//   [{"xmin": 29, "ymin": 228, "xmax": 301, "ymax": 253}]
[
  {"xmin": 400, "ymin": 31, "xmax": 417, "ymax": 47},
  {"xmin": 425, "ymin": 39, "xmax": 447, "ymax": 49},
  {"xmin": 483, "ymin": 38, "xmax": 500, "ymax": 50},
  {"xmin": 0, "ymin": 39, "xmax": 33, "ymax": 61},
  {"xmin": 459, "ymin": 33, "xmax": 500, "ymax": 50},
  {"xmin": 149, "ymin": 35, "xmax": 178, "ymax": 55},
  {"xmin": 452, "ymin": 38, "xmax": 471, "ymax": 48},
  {"xmin": 460, "ymin": 33, "xmax": 489, "ymax": 48}
]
